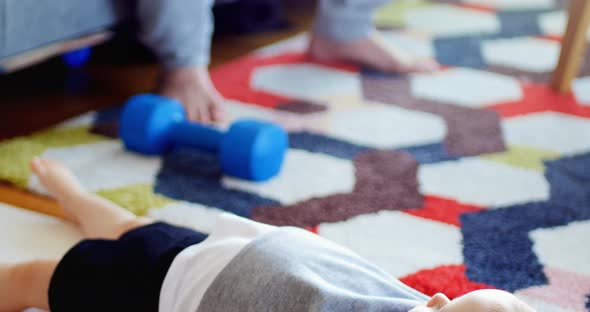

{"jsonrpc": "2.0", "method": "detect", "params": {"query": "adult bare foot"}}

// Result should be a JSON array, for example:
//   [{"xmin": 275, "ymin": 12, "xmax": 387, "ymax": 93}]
[
  {"xmin": 309, "ymin": 31, "xmax": 439, "ymax": 73},
  {"xmin": 158, "ymin": 66, "xmax": 225, "ymax": 124}
]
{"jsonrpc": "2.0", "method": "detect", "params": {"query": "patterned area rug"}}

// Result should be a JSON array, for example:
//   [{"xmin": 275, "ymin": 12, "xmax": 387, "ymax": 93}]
[{"xmin": 1, "ymin": 0, "xmax": 590, "ymax": 311}]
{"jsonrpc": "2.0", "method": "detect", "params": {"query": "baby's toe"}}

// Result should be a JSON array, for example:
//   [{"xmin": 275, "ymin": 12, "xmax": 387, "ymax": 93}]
[
  {"xmin": 30, "ymin": 157, "xmax": 46, "ymax": 177},
  {"xmin": 39, "ymin": 158, "xmax": 68, "ymax": 174}
]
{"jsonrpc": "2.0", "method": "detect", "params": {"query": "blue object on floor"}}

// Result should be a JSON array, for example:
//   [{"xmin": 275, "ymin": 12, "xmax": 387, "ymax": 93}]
[
  {"xmin": 120, "ymin": 94, "xmax": 289, "ymax": 181},
  {"xmin": 62, "ymin": 47, "xmax": 92, "ymax": 69}
]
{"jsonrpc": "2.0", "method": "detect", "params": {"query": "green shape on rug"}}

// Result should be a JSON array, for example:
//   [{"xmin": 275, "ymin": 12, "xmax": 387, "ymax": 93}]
[
  {"xmin": 0, "ymin": 139, "xmax": 47, "ymax": 187},
  {"xmin": 482, "ymin": 145, "xmax": 560, "ymax": 172},
  {"xmin": 0, "ymin": 126, "xmax": 109, "ymax": 188},
  {"xmin": 29, "ymin": 126, "xmax": 107, "ymax": 147},
  {"xmin": 374, "ymin": 0, "xmax": 432, "ymax": 28},
  {"xmin": 96, "ymin": 184, "xmax": 174, "ymax": 216}
]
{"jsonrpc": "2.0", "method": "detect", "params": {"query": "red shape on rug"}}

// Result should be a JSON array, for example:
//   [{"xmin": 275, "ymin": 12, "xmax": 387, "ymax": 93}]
[
  {"xmin": 210, "ymin": 52, "xmax": 359, "ymax": 108},
  {"xmin": 451, "ymin": 3, "xmax": 497, "ymax": 13},
  {"xmin": 305, "ymin": 225, "xmax": 319, "ymax": 234},
  {"xmin": 402, "ymin": 195, "xmax": 482, "ymax": 227},
  {"xmin": 489, "ymin": 83, "xmax": 590, "ymax": 118},
  {"xmin": 536, "ymin": 35, "xmax": 562, "ymax": 42},
  {"xmin": 400, "ymin": 264, "xmax": 496, "ymax": 299}
]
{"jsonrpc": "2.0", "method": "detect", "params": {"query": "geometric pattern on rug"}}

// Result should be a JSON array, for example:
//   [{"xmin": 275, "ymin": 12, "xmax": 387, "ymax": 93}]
[
  {"xmin": 361, "ymin": 71, "xmax": 508, "ymax": 156},
  {"xmin": 461, "ymin": 153, "xmax": 590, "ymax": 292},
  {"xmin": 0, "ymin": 1, "xmax": 589, "ymax": 311},
  {"xmin": 251, "ymin": 150, "xmax": 423, "ymax": 227}
]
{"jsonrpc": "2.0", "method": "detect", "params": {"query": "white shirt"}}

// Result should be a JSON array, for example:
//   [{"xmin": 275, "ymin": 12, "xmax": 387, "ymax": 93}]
[{"xmin": 159, "ymin": 213, "xmax": 276, "ymax": 312}]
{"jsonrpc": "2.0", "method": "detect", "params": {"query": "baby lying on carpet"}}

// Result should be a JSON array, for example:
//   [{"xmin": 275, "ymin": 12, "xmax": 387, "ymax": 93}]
[{"xmin": 0, "ymin": 158, "xmax": 535, "ymax": 312}]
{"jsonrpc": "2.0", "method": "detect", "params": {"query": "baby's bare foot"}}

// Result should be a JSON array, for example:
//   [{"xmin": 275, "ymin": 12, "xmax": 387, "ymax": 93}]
[
  {"xmin": 158, "ymin": 66, "xmax": 225, "ymax": 124},
  {"xmin": 30, "ymin": 157, "xmax": 83, "ymax": 203},
  {"xmin": 309, "ymin": 32, "xmax": 439, "ymax": 73}
]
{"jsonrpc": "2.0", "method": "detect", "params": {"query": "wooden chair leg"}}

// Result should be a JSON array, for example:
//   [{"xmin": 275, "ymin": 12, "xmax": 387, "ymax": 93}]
[{"xmin": 551, "ymin": 0, "xmax": 590, "ymax": 93}]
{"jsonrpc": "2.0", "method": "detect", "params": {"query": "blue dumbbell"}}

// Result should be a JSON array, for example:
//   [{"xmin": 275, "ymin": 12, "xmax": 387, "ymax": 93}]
[{"xmin": 119, "ymin": 94, "xmax": 288, "ymax": 181}]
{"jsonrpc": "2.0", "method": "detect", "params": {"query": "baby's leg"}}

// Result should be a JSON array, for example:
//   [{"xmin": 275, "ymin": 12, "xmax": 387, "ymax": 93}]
[
  {"xmin": 31, "ymin": 157, "xmax": 153, "ymax": 239},
  {"xmin": 0, "ymin": 260, "xmax": 56, "ymax": 311},
  {"xmin": 0, "ymin": 159, "xmax": 157, "ymax": 311}
]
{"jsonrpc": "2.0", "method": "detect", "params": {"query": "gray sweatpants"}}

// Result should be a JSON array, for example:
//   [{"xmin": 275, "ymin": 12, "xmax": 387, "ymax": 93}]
[{"xmin": 138, "ymin": 0, "xmax": 389, "ymax": 68}]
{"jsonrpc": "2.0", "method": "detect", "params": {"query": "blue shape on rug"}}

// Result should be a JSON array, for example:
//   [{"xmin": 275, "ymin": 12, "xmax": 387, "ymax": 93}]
[
  {"xmin": 154, "ymin": 147, "xmax": 279, "ymax": 217},
  {"xmin": 360, "ymin": 67, "xmax": 408, "ymax": 79},
  {"xmin": 462, "ymin": 202, "xmax": 551, "ymax": 291},
  {"xmin": 461, "ymin": 152, "xmax": 590, "ymax": 291},
  {"xmin": 434, "ymin": 35, "xmax": 488, "ymax": 68},
  {"xmin": 94, "ymin": 105, "xmax": 123, "ymax": 128},
  {"xmin": 92, "ymin": 105, "xmax": 124, "ymax": 138},
  {"xmin": 433, "ymin": 8, "xmax": 551, "ymax": 69},
  {"xmin": 396, "ymin": 143, "xmax": 460, "ymax": 164},
  {"xmin": 289, "ymin": 131, "xmax": 371, "ymax": 159},
  {"xmin": 544, "ymin": 153, "xmax": 590, "ymax": 207},
  {"xmin": 497, "ymin": 10, "xmax": 544, "ymax": 37},
  {"xmin": 290, "ymin": 132, "xmax": 464, "ymax": 165}
]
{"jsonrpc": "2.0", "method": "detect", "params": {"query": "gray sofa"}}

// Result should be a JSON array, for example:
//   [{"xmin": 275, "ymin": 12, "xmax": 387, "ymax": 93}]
[
  {"xmin": 0, "ymin": 0, "xmax": 274, "ymax": 72},
  {"xmin": 0, "ymin": 0, "xmax": 123, "ymax": 60}
]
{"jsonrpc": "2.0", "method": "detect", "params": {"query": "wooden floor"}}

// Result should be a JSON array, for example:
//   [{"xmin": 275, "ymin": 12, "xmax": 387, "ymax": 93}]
[{"xmin": 0, "ymin": 0, "xmax": 316, "ymax": 218}]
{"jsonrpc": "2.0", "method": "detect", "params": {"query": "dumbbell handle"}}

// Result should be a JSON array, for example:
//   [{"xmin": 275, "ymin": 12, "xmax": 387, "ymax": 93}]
[{"xmin": 169, "ymin": 120, "xmax": 223, "ymax": 153}]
